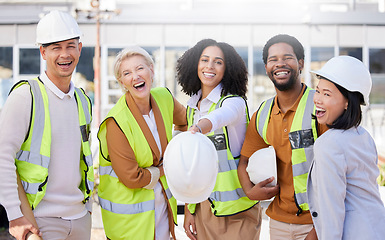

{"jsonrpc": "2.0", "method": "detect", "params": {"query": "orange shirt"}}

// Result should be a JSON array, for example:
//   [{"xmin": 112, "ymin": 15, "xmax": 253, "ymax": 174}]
[{"xmin": 241, "ymin": 85, "xmax": 328, "ymax": 224}]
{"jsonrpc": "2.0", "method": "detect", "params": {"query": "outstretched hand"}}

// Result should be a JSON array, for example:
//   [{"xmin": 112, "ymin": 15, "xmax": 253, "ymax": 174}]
[
  {"xmin": 246, "ymin": 177, "xmax": 280, "ymax": 201},
  {"xmin": 9, "ymin": 216, "xmax": 41, "ymax": 240}
]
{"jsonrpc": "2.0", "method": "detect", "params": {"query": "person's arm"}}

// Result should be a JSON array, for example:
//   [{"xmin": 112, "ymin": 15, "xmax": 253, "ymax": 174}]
[
  {"xmin": 172, "ymin": 97, "xmax": 188, "ymax": 132},
  {"xmin": 11, "ymin": 173, "xmax": 42, "ymax": 240},
  {"xmin": 106, "ymin": 119, "xmax": 158, "ymax": 189},
  {"xmin": 238, "ymin": 155, "xmax": 279, "ymax": 200},
  {"xmin": 190, "ymin": 96, "xmax": 245, "ymax": 134},
  {"xmin": 304, "ymin": 227, "xmax": 318, "ymax": 240},
  {"xmin": 311, "ymin": 134, "xmax": 346, "ymax": 239},
  {"xmin": 183, "ymin": 204, "xmax": 197, "ymax": 240},
  {"xmin": 0, "ymin": 85, "xmax": 31, "ymax": 218},
  {"xmin": 237, "ymin": 111, "xmax": 279, "ymax": 200}
]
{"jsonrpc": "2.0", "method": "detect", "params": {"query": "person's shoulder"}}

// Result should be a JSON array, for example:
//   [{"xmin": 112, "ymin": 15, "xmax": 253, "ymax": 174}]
[
  {"xmin": 8, "ymin": 82, "xmax": 32, "ymax": 100},
  {"xmin": 220, "ymin": 95, "xmax": 245, "ymax": 106},
  {"xmin": 316, "ymin": 128, "xmax": 357, "ymax": 152}
]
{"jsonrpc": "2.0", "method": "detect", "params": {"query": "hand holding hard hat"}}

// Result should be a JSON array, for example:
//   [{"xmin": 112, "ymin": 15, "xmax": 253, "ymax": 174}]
[
  {"xmin": 163, "ymin": 131, "xmax": 218, "ymax": 204},
  {"xmin": 246, "ymin": 146, "xmax": 277, "ymax": 187}
]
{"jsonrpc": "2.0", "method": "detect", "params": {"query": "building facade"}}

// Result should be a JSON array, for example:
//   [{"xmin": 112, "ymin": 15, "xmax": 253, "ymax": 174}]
[{"xmin": 0, "ymin": 0, "xmax": 385, "ymax": 122}]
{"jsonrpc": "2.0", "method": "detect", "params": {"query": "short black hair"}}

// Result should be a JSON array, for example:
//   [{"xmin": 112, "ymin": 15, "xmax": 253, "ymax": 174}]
[
  {"xmin": 262, "ymin": 34, "xmax": 304, "ymax": 64},
  {"xmin": 42, "ymin": 37, "xmax": 80, "ymax": 48},
  {"xmin": 176, "ymin": 38, "xmax": 248, "ymax": 98}
]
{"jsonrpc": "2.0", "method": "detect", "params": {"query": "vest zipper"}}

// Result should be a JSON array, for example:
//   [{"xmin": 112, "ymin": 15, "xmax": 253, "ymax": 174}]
[{"xmin": 293, "ymin": 192, "xmax": 303, "ymax": 216}]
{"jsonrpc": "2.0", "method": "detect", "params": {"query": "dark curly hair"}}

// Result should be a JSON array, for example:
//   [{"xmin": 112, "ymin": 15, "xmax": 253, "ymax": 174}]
[
  {"xmin": 262, "ymin": 34, "xmax": 304, "ymax": 64},
  {"xmin": 176, "ymin": 39, "xmax": 248, "ymax": 98}
]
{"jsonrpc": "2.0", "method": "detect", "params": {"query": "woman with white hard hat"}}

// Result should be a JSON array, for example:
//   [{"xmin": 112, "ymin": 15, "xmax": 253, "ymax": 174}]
[
  {"xmin": 307, "ymin": 55, "xmax": 385, "ymax": 240},
  {"xmin": 97, "ymin": 46, "xmax": 187, "ymax": 240},
  {"xmin": 176, "ymin": 39, "xmax": 261, "ymax": 240}
]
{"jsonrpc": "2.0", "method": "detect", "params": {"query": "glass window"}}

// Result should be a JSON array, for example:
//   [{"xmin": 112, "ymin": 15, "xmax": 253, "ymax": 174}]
[
  {"xmin": 74, "ymin": 47, "xmax": 95, "ymax": 104},
  {"xmin": 19, "ymin": 48, "xmax": 40, "ymax": 75},
  {"xmin": 311, "ymin": 47, "xmax": 334, "ymax": 87},
  {"xmin": 369, "ymin": 48, "xmax": 385, "ymax": 104},
  {"xmin": 165, "ymin": 47, "xmax": 188, "ymax": 104},
  {"xmin": 371, "ymin": 75, "xmax": 385, "ymax": 104},
  {"xmin": 251, "ymin": 47, "xmax": 274, "ymax": 112},
  {"xmin": 0, "ymin": 47, "xmax": 13, "ymax": 108},
  {"xmin": 107, "ymin": 48, "xmax": 122, "ymax": 77},
  {"xmin": 369, "ymin": 48, "xmax": 385, "ymax": 74},
  {"xmin": 339, "ymin": 47, "xmax": 362, "ymax": 61},
  {"xmin": 235, "ymin": 47, "xmax": 248, "ymax": 69},
  {"xmin": 77, "ymin": 47, "xmax": 95, "ymax": 82}
]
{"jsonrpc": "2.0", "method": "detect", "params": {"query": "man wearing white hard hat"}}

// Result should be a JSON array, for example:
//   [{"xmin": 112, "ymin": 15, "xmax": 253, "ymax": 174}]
[
  {"xmin": 0, "ymin": 10, "xmax": 93, "ymax": 240},
  {"xmin": 238, "ymin": 34, "xmax": 328, "ymax": 240}
]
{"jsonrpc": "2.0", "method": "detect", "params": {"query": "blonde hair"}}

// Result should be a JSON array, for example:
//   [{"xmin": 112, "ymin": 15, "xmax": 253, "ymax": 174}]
[{"xmin": 113, "ymin": 46, "xmax": 154, "ymax": 91}]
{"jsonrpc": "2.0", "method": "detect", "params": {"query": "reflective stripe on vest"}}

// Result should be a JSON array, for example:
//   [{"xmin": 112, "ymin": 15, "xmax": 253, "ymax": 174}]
[
  {"xmin": 256, "ymin": 87, "xmax": 317, "ymax": 214},
  {"xmin": 187, "ymin": 95, "xmax": 257, "ymax": 216},
  {"xmin": 12, "ymin": 79, "xmax": 93, "ymax": 208},
  {"xmin": 97, "ymin": 87, "xmax": 177, "ymax": 240},
  {"xmin": 99, "ymin": 165, "xmax": 175, "ymax": 213},
  {"xmin": 74, "ymin": 88, "xmax": 94, "ymax": 199}
]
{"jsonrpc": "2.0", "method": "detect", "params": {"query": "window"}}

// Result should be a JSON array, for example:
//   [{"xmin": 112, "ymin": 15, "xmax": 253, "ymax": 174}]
[
  {"xmin": 0, "ymin": 47, "xmax": 13, "ymax": 108},
  {"xmin": 77, "ymin": 47, "xmax": 95, "ymax": 82},
  {"xmin": 339, "ymin": 47, "xmax": 362, "ymax": 61},
  {"xmin": 251, "ymin": 47, "xmax": 274, "ymax": 112},
  {"xmin": 76, "ymin": 47, "xmax": 95, "ymax": 104},
  {"xmin": 311, "ymin": 47, "xmax": 334, "ymax": 87},
  {"xmin": 369, "ymin": 49, "xmax": 385, "ymax": 74},
  {"xmin": 369, "ymin": 48, "xmax": 385, "ymax": 104},
  {"xmin": 235, "ymin": 47, "xmax": 248, "ymax": 69},
  {"xmin": 165, "ymin": 47, "xmax": 188, "ymax": 104},
  {"xmin": 19, "ymin": 48, "xmax": 40, "ymax": 75}
]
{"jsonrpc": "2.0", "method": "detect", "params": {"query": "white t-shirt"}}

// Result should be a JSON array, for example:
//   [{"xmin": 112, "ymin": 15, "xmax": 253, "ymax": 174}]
[{"xmin": 143, "ymin": 110, "xmax": 170, "ymax": 240}]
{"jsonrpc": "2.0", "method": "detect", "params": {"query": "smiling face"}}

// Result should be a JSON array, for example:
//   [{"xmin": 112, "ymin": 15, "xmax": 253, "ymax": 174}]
[
  {"xmin": 197, "ymin": 46, "xmax": 226, "ymax": 94},
  {"xmin": 40, "ymin": 38, "xmax": 82, "ymax": 86},
  {"xmin": 118, "ymin": 54, "xmax": 154, "ymax": 101},
  {"xmin": 265, "ymin": 42, "xmax": 303, "ymax": 92},
  {"xmin": 314, "ymin": 78, "xmax": 348, "ymax": 125}
]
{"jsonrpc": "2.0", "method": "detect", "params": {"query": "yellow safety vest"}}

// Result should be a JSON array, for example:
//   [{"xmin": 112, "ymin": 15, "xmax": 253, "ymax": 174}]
[
  {"xmin": 256, "ymin": 86, "xmax": 318, "ymax": 215},
  {"xmin": 98, "ymin": 87, "xmax": 177, "ymax": 240},
  {"xmin": 187, "ymin": 95, "xmax": 258, "ymax": 217},
  {"xmin": 11, "ymin": 78, "xmax": 93, "ymax": 209}
]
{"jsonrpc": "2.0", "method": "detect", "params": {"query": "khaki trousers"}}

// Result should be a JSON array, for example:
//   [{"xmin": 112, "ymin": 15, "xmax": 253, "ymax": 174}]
[
  {"xmin": 194, "ymin": 200, "xmax": 262, "ymax": 240},
  {"xmin": 269, "ymin": 218, "xmax": 313, "ymax": 240},
  {"xmin": 35, "ymin": 212, "xmax": 91, "ymax": 240}
]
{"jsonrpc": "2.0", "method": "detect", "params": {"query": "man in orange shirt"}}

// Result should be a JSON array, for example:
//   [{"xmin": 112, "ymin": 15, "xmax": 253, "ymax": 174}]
[{"xmin": 238, "ymin": 34, "xmax": 328, "ymax": 240}]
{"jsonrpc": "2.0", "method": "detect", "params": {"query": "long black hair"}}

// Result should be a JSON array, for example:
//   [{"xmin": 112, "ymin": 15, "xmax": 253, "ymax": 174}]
[{"xmin": 176, "ymin": 39, "xmax": 248, "ymax": 98}]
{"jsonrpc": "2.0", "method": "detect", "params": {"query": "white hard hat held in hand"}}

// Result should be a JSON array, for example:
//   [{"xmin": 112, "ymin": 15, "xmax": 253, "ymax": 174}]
[
  {"xmin": 36, "ymin": 10, "xmax": 82, "ymax": 45},
  {"xmin": 163, "ymin": 131, "xmax": 218, "ymax": 204},
  {"xmin": 311, "ymin": 55, "xmax": 372, "ymax": 106},
  {"xmin": 246, "ymin": 146, "xmax": 277, "ymax": 187}
]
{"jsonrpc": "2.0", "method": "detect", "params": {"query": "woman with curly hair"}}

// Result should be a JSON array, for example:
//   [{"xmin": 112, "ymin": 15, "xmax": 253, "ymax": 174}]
[{"xmin": 176, "ymin": 39, "xmax": 261, "ymax": 240}]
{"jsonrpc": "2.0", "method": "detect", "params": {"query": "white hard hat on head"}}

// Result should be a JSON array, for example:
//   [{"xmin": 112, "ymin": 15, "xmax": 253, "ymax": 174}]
[
  {"xmin": 36, "ymin": 10, "xmax": 82, "ymax": 45},
  {"xmin": 246, "ymin": 146, "xmax": 277, "ymax": 187},
  {"xmin": 163, "ymin": 131, "xmax": 218, "ymax": 204},
  {"xmin": 311, "ymin": 55, "xmax": 372, "ymax": 105}
]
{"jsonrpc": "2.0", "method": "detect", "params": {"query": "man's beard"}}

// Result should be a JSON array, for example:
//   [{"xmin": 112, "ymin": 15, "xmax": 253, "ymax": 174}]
[{"xmin": 270, "ymin": 69, "xmax": 298, "ymax": 91}]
